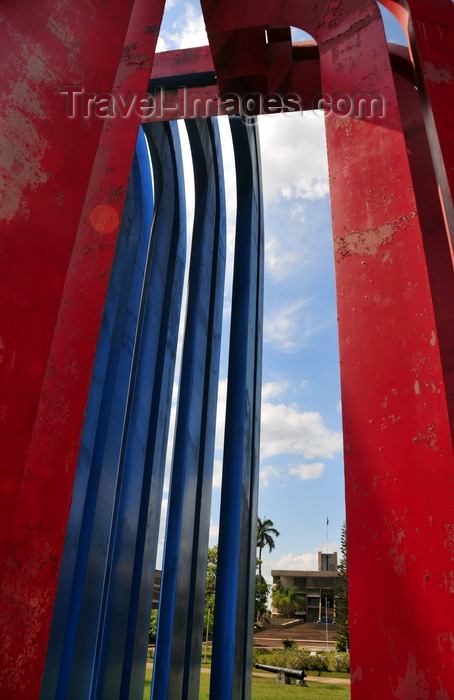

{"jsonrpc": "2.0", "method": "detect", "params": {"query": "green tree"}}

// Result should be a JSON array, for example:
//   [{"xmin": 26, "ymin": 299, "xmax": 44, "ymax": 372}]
[
  {"xmin": 256, "ymin": 516, "xmax": 280, "ymax": 580},
  {"xmin": 335, "ymin": 522, "xmax": 350, "ymax": 651},
  {"xmin": 254, "ymin": 574, "xmax": 270, "ymax": 621},
  {"xmin": 149, "ymin": 609, "xmax": 158, "ymax": 643},
  {"xmin": 204, "ymin": 545, "xmax": 270, "ymax": 630},
  {"xmin": 272, "ymin": 583, "xmax": 304, "ymax": 618},
  {"xmin": 204, "ymin": 545, "xmax": 217, "ymax": 635}
]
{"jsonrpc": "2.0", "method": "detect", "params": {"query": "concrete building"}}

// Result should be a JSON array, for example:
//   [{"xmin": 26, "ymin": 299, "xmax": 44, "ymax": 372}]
[{"xmin": 272, "ymin": 552, "xmax": 344, "ymax": 622}]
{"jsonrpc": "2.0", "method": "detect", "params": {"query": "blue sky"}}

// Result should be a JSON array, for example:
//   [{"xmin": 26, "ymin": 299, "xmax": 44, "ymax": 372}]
[{"xmin": 156, "ymin": 1, "xmax": 407, "ymax": 585}]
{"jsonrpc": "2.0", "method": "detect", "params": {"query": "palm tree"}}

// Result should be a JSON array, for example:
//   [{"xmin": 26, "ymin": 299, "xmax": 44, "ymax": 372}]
[
  {"xmin": 257, "ymin": 516, "xmax": 280, "ymax": 579},
  {"xmin": 272, "ymin": 585, "xmax": 302, "ymax": 618}
]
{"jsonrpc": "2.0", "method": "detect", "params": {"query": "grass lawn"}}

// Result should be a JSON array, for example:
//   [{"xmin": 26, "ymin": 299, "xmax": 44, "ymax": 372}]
[{"xmin": 143, "ymin": 667, "xmax": 350, "ymax": 699}]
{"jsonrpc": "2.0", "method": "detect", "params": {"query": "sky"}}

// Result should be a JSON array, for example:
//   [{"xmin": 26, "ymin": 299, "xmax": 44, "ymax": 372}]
[{"xmin": 155, "ymin": 1, "xmax": 407, "ymax": 586}]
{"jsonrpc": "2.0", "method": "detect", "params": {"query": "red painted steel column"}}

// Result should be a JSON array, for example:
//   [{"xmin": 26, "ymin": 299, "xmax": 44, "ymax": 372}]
[
  {"xmin": 0, "ymin": 2, "xmax": 164, "ymax": 696},
  {"xmin": 200, "ymin": 0, "xmax": 454, "ymax": 694},
  {"xmin": 382, "ymin": 0, "xmax": 454, "ymax": 250},
  {"xmin": 319, "ymin": 8, "xmax": 454, "ymax": 698},
  {"xmin": 394, "ymin": 69, "xmax": 454, "ymax": 436}
]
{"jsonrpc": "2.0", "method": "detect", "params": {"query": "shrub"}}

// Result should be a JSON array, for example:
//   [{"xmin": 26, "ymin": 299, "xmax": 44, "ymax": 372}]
[
  {"xmin": 304, "ymin": 653, "xmax": 329, "ymax": 674},
  {"xmin": 282, "ymin": 639, "xmax": 297, "ymax": 649},
  {"xmin": 252, "ymin": 648, "xmax": 271, "ymax": 662},
  {"xmin": 253, "ymin": 647, "xmax": 309, "ymax": 670},
  {"xmin": 335, "ymin": 632, "xmax": 349, "ymax": 652},
  {"xmin": 334, "ymin": 653, "xmax": 350, "ymax": 672},
  {"xmin": 283, "ymin": 648, "xmax": 310, "ymax": 670}
]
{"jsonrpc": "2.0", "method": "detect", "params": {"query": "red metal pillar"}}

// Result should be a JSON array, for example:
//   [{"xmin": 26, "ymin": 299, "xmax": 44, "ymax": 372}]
[
  {"xmin": 381, "ymin": 0, "xmax": 454, "ymax": 252},
  {"xmin": 319, "ymin": 8, "xmax": 454, "ymax": 698},
  {"xmin": 200, "ymin": 0, "xmax": 454, "ymax": 695},
  {"xmin": 393, "ymin": 68, "xmax": 454, "ymax": 436},
  {"xmin": 0, "ymin": 2, "xmax": 164, "ymax": 696}
]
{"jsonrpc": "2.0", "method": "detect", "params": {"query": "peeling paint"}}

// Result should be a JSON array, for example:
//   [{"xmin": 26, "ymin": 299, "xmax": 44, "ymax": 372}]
[
  {"xmin": 412, "ymin": 425, "xmax": 439, "ymax": 451},
  {"xmin": 414, "ymin": 380, "xmax": 421, "ymax": 395},
  {"xmin": 121, "ymin": 41, "xmax": 149, "ymax": 67},
  {"xmin": 46, "ymin": 15, "xmax": 82, "ymax": 76},
  {"xmin": 109, "ymin": 185, "xmax": 127, "ymax": 202},
  {"xmin": 441, "ymin": 570, "xmax": 454, "ymax": 594},
  {"xmin": 389, "ymin": 527, "xmax": 406, "ymax": 575},
  {"xmin": 423, "ymin": 61, "xmax": 453, "ymax": 86},
  {"xmin": 435, "ymin": 685, "xmax": 451, "ymax": 700},
  {"xmin": 0, "ymin": 108, "xmax": 50, "ymax": 222},
  {"xmin": 381, "ymin": 250, "xmax": 392, "ymax": 265},
  {"xmin": 437, "ymin": 632, "xmax": 454, "ymax": 655},
  {"xmin": 144, "ymin": 24, "xmax": 160, "ymax": 35},
  {"xmin": 443, "ymin": 524, "xmax": 454, "ymax": 560},
  {"xmin": 393, "ymin": 654, "xmax": 429, "ymax": 699},
  {"xmin": 10, "ymin": 54, "xmax": 56, "ymax": 119},
  {"xmin": 334, "ymin": 221, "xmax": 393, "ymax": 260},
  {"xmin": 351, "ymin": 665, "xmax": 362, "ymax": 682},
  {"xmin": 334, "ymin": 212, "xmax": 416, "ymax": 261},
  {"xmin": 0, "ymin": 30, "xmax": 62, "ymax": 222}
]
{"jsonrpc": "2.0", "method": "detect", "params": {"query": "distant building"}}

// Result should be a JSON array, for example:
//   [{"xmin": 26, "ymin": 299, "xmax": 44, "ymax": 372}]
[
  {"xmin": 152, "ymin": 570, "xmax": 161, "ymax": 609},
  {"xmin": 319, "ymin": 551, "xmax": 337, "ymax": 572},
  {"xmin": 271, "ymin": 551, "xmax": 344, "ymax": 622}
]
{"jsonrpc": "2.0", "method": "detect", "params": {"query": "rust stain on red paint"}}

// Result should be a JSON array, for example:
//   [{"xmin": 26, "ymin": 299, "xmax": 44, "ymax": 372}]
[
  {"xmin": 109, "ymin": 185, "xmax": 127, "ymax": 202},
  {"xmin": 144, "ymin": 24, "xmax": 160, "ymax": 35},
  {"xmin": 121, "ymin": 42, "xmax": 149, "ymax": 67}
]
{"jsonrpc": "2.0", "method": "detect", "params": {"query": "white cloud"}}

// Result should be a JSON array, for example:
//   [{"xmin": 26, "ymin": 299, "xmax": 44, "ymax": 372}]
[
  {"xmin": 290, "ymin": 202, "xmax": 306, "ymax": 222},
  {"xmin": 209, "ymin": 518, "xmax": 219, "ymax": 540},
  {"xmin": 275, "ymin": 551, "xmax": 319, "ymax": 571},
  {"xmin": 288, "ymin": 462, "xmax": 325, "ymax": 480},
  {"xmin": 214, "ymin": 379, "xmax": 227, "ymax": 451},
  {"xmin": 264, "ymin": 298, "xmax": 307, "ymax": 351},
  {"xmin": 214, "ymin": 380, "xmax": 342, "ymax": 465},
  {"xmin": 260, "ymin": 401, "xmax": 342, "ymax": 461},
  {"xmin": 259, "ymin": 464, "xmax": 282, "ymax": 487},
  {"xmin": 212, "ymin": 458, "xmax": 223, "ymax": 488},
  {"xmin": 265, "ymin": 236, "xmax": 302, "ymax": 282},
  {"xmin": 155, "ymin": 497, "xmax": 169, "ymax": 568},
  {"xmin": 158, "ymin": 3, "xmax": 208, "ymax": 51},
  {"xmin": 257, "ymin": 112, "xmax": 329, "ymax": 206},
  {"xmin": 261, "ymin": 380, "xmax": 290, "ymax": 402},
  {"xmin": 259, "ymin": 460, "xmax": 327, "ymax": 488},
  {"xmin": 264, "ymin": 297, "xmax": 330, "ymax": 352}
]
